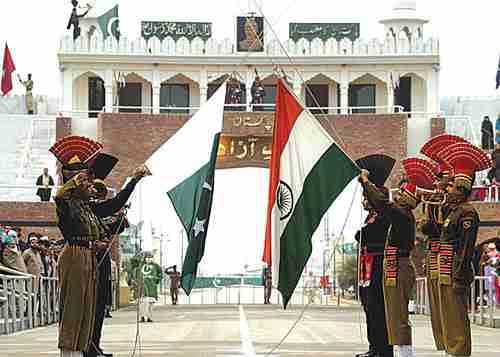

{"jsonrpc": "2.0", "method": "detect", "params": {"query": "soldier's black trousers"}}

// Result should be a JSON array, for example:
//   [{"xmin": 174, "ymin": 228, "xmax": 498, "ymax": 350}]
[
  {"xmin": 360, "ymin": 256, "xmax": 393, "ymax": 357},
  {"xmin": 87, "ymin": 255, "xmax": 112, "ymax": 356}
]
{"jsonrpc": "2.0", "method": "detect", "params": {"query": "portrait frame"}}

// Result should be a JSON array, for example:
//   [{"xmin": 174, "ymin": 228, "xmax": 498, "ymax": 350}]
[{"xmin": 236, "ymin": 16, "xmax": 264, "ymax": 52}]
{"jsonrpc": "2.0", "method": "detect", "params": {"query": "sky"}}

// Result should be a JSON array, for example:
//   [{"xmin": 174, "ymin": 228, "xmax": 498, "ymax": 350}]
[{"xmin": 2, "ymin": 0, "xmax": 499, "ymax": 274}]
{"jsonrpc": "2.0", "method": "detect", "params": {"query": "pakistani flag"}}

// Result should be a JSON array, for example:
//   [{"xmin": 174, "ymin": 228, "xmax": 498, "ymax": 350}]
[
  {"xmin": 263, "ymin": 79, "xmax": 360, "ymax": 308},
  {"xmin": 98, "ymin": 4, "xmax": 120, "ymax": 40},
  {"xmin": 143, "ymin": 83, "xmax": 226, "ymax": 295}
]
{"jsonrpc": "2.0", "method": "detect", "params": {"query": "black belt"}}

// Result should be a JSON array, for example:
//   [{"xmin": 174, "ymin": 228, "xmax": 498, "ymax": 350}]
[{"xmin": 66, "ymin": 240, "xmax": 95, "ymax": 249}]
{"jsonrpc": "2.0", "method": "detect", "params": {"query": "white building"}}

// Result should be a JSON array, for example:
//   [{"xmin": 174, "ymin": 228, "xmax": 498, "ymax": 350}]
[{"xmin": 58, "ymin": 0, "xmax": 440, "ymax": 153}]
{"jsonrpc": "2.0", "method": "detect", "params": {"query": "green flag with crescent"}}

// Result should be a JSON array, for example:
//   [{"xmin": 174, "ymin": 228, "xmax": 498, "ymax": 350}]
[{"xmin": 98, "ymin": 4, "xmax": 120, "ymax": 40}]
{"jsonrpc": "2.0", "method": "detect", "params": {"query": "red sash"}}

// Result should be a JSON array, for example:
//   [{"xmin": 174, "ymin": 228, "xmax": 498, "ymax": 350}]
[{"xmin": 359, "ymin": 247, "xmax": 374, "ymax": 287}]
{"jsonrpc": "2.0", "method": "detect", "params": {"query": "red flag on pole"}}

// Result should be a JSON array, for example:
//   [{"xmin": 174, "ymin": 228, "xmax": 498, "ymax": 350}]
[{"xmin": 1, "ymin": 44, "xmax": 16, "ymax": 96}]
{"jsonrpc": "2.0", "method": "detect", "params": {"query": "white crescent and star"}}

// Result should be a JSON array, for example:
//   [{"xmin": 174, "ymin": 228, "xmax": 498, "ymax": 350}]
[
  {"xmin": 192, "ymin": 218, "xmax": 206, "ymax": 238},
  {"xmin": 107, "ymin": 17, "xmax": 119, "ymax": 37},
  {"xmin": 203, "ymin": 181, "xmax": 212, "ymax": 191}
]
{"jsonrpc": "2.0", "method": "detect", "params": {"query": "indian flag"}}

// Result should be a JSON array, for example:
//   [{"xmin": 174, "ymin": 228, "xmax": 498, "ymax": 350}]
[
  {"xmin": 132, "ymin": 83, "xmax": 226, "ymax": 295},
  {"xmin": 263, "ymin": 80, "xmax": 360, "ymax": 308}
]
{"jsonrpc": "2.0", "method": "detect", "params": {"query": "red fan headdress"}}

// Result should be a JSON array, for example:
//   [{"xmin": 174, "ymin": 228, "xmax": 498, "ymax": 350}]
[
  {"xmin": 420, "ymin": 134, "xmax": 468, "ymax": 178},
  {"xmin": 402, "ymin": 158, "xmax": 436, "ymax": 190},
  {"xmin": 50, "ymin": 136, "xmax": 103, "ymax": 181},
  {"xmin": 436, "ymin": 142, "xmax": 492, "ymax": 190}
]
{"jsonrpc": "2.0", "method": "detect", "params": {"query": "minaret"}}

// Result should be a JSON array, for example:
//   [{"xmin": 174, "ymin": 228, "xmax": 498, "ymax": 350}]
[{"xmin": 380, "ymin": 1, "xmax": 428, "ymax": 48}]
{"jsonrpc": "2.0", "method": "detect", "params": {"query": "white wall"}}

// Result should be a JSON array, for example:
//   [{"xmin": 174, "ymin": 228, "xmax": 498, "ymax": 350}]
[
  {"xmin": 407, "ymin": 74, "xmax": 429, "ymax": 156},
  {"xmin": 411, "ymin": 75, "xmax": 426, "ymax": 113},
  {"xmin": 73, "ymin": 73, "xmax": 91, "ymax": 112}
]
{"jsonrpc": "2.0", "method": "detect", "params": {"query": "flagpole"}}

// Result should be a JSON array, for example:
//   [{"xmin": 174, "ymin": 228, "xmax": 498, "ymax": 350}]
[{"xmin": 180, "ymin": 229, "xmax": 184, "ymax": 268}]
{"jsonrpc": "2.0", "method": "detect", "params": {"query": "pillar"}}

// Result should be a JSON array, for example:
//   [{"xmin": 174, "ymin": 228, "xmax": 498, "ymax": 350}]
[
  {"xmin": 293, "ymin": 76, "xmax": 301, "ymax": 101},
  {"xmin": 104, "ymin": 69, "xmax": 114, "ymax": 113},
  {"xmin": 387, "ymin": 86, "xmax": 395, "ymax": 113},
  {"xmin": 246, "ymin": 68, "xmax": 253, "ymax": 111},
  {"xmin": 61, "ymin": 69, "xmax": 73, "ymax": 116},
  {"xmin": 340, "ymin": 69, "xmax": 349, "ymax": 114},
  {"xmin": 104, "ymin": 85, "xmax": 113, "ymax": 113},
  {"xmin": 340, "ymin": 84, "xmax": 349, "ymax": 114},
  {"xmin": 152, "ymin": 68, "xmax": 161, "ymax": 114},
  {"xmin": 200, "ymin": 86, "xmax": 208, "ymax": 106},
  {"xmin": 426, "ymin": 68, "xmax": 439, "ymax": 114},
  {"xmin": 152, "ymin": 86, "xmax": 160, "ymax": 114},
  {"xmin": 199, "ymin": 68, "xmax": 208, "ymax": 106}
]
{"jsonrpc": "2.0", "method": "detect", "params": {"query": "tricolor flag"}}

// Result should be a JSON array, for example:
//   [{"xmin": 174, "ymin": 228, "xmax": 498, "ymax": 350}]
[
  {"xmin": 1, "ymin": 44, "xmax": 16, "ymax": 96},
  {"xmin": 133, "ymin": 83, "xmax": 226, "ymax": 295},
  {"xmin": 263, "ymin": 80, "xmax": 359, "ymax": 308}
]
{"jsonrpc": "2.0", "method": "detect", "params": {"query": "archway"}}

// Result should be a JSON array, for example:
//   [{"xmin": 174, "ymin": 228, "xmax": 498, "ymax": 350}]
[
  {"xmin": 397, "ymin": 72, "xmax": 426, "ymax": 113},
  {"xmin": 349, "ymin": 73, "xmax": 387, "ymax": 113},
  {"xmin": 119, "ymin": 72, "xmax": 152, "ymax": 113},
  {"xmin": 72, "ymin": 71, "xmax": 105, "ymax": 117},
  {"xmin": 161, "ymin": 74, "xmax": 200, "ymax": 114},
  {"xmin": 303, "ymin": 73, "xmax": 339, "ymax": 114}
]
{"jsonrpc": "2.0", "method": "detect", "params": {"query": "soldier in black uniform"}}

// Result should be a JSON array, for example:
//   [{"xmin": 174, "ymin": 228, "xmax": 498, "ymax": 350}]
[
  {"xmin": 360, "ymin": 166, "xmax": 425, "ymax": 357},
  {"xmin": 86, "ymin": 153, "xmax": 150, "ymax": 357},
  {"xmin": 355, "ymin": 154, "xmax": 395, "ymax": 357}
]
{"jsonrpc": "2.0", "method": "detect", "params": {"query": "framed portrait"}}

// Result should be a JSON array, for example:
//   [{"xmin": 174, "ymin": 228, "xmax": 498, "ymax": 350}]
[{"xmin": 237, "ymin": 16, "xmax": 264, "ymax": 52}]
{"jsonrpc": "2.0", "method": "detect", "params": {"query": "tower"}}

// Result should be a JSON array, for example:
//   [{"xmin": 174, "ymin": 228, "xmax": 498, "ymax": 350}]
[{"xmin": 380, "ymin": 1, "xmax": 428, "ymax": 49}]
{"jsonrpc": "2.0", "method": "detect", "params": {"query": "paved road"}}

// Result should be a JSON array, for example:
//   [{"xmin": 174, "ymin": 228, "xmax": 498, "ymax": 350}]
[{"xmin": 1, "ymin": 305, "xmax": 499, "ymax": 356}]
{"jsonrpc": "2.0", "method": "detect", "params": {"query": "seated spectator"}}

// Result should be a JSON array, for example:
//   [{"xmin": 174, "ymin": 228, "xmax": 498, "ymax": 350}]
[{"xmin": 1, "ymin": 230, "xmax": 27, "ymax": 273}]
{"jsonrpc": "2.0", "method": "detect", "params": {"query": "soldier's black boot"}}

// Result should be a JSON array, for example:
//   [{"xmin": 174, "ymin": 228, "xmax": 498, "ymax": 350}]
[{"xmin": 355, "ymin": 351, "xmax": 377, "ymax": 357}]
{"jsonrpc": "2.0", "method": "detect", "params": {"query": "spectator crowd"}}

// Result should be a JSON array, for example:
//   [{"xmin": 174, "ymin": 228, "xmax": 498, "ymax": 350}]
[{"xmin": 0, "ymin": 226, "xmax": 60, "ymax": 279}]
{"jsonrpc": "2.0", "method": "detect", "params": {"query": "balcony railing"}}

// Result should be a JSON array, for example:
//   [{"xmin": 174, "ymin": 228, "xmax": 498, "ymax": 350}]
[
  {"xmin": 59, "ymin": 34, "xmax": 439, "ymax": 57},
  {"xmin": 61, "ymin": 104, "xmax": 406, "ymax": 117}
]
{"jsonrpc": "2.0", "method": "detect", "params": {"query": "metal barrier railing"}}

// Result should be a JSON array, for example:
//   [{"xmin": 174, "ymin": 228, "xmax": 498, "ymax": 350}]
[
  {"xmin": 415, "ymin": 276, "xmax": 499, "ymax": 328},
  {"xmin": 158, "ymin": 284, "xmax": 339, "ymax": 306},
  {"xmin": 0, "ymin": 266, "xmax": 59, "ymax": 335},
  {"xmin": 415, "ymin": 277, "xmax": 429, "ymax": 315}
]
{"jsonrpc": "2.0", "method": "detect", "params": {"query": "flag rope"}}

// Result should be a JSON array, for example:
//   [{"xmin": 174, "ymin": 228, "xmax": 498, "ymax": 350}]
[
  {"xmin": 92, "ymin": 1, "xmax": 362, "ymax": 355},
  {"xmin": 240, "ymin": 2, "xmax": 366, "ymax": 354},
  {"xmin": 249, "ymin": 0, "xmax": 350, "ymax": 150},
  {"xmin": 263, "ymin": 184, "xmax": 361, "ymax": 357}
]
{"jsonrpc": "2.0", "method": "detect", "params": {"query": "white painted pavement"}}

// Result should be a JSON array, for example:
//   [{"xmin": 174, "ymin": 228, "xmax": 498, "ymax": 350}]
[{"xmin": 1, "ymin": 305, "xmax": 500, "ymax": 356}]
